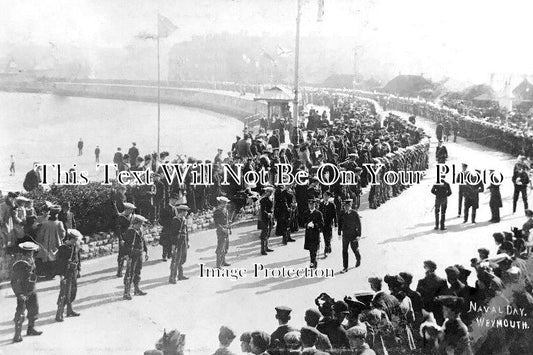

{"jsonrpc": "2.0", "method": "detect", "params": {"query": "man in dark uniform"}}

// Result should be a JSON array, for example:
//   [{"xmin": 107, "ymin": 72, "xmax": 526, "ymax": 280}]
[
  {"xmin": 319, "ymin": 191, "xmax": 336, "ymax": 257},
  {"xmin": 213, "ymin": 196, "xmax": 231, "ymax": 268},
  {"xmin": 431, "ymin": 178, "xmax": 452, "ymax": 230},
  {"xmin": 488, "ymin": 169, "xmax": 502, "ymax": 222},
  {"xmin": 416, "ymin": 260, "xmax": 448, "ymax": 325},
  {"xmin": 270, "ymin": 306, "xmax": 298, "ymax": 349},
  {"xmin": 169, "ymin": 205, "xmax": 190, "ymax": 283},
  {"xmin": 457, "ymin": 163, "xmax": 468, "ymax": 218},
  {"xmin": 259, "ymin": 187, "xmax": 274, "ymax": 255},
  {"xmin": 159, "ymin": 195, "xmax": 178, "ymax": 261},
  {"xmin": 304, "ymin": 198, "xmax": 324, "ymax": 269},
  {"xmin": 11, "ymin": 241, "xmax": 42, "ymax": 343},
  {"xmin": 463, "ymin": 172, "xmax": 484, "ymax": 224},
  {"xmin": 512, "ymin": 165, "xmax": 529, "ymax": 213},
  {"xmin": 115, "ymin": 202, "xmax": 135, "ymax": 277},
  {"xmin": 338, "ymin": 199, "xmax": 361, "ymax": 273},
  {"xmin": 123, "ymin": 214, "xmax": 149, "ymax": 300},
  {"xmin": 317, "ymin": 300, "xmax": 350, "ymax": 350},
  {"xmin": 55, "ymin": 229, "xmax": 82, "ymax": 322}
]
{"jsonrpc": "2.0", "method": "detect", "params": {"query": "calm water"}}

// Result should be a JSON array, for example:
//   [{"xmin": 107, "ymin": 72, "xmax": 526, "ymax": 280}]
[{"xmin": 0, "ymin": 92, "xmax": 243, "ymax": 191}]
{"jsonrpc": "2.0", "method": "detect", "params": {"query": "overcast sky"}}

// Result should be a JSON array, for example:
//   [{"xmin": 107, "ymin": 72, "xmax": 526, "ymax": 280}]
[{"xmin": 1, "ymin": 0, "xmax": 532, "ymax": 83}]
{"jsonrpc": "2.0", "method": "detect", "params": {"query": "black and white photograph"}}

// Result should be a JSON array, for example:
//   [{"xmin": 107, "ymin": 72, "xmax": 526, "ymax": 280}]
[{"xmin": 1, "ymin": 0, "xmax": 533, "ymax": 354}]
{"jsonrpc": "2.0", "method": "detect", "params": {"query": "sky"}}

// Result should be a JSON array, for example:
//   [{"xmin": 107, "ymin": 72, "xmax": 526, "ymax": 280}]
[{"xmin": 1, "ymin": 0, "xmax": 533, "ymax": 84}]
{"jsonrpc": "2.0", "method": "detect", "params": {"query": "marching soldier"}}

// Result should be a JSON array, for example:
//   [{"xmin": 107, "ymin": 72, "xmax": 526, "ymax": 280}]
[
  {"xmin": 123, "ymin": 214, "xmax": 149, "ymax": 300},
  {"xmin": 431, "ymin": 179, "xmax": 452, "ymax": 230},
  {"xmin": 319, "ymin": 191, "xmax": 337, "ymax": 257},
  {"xmin": 169, "ymin": 205, "xmax": 190, "ymax": 283},
  {"xmin": 338, "ymin": 199, "xmax": 361, "ymax": 273},
  {"xmin": 304, "ymin": 198, "xmax": 324, "ymax": 269},
  {"xmin": 115, "ymin": 202, "xmax": 136, "ymax": 277},
  {"xmin": 259, "ymin": 186, "xmax": 275, "ymax": 255},
  {"xmin": 11, "ymin": 241, "xmax": 42, "ymax": 343},
  {"xmin": 213, "ymin": 196, "xmax": 231, "ymax": 268},
  {"xmin": 55, "ymin": 229, "xmax": 83, "ymax": 322}
]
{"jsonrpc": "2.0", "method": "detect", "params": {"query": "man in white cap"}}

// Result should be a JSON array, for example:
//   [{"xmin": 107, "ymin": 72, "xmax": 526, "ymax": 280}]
[
  {"xmin": 169, "ymin": 205, "xmax": 190, "ymax": 283},
  {"xmin": 259, "ymin": 186, "xmax": 275, "ymax": 255},
  {"xmin": 213, "ymin": 196, "xmax": 231, "ymax": 268},
  {"xmin": 11, "ymin": 241, "xmax": 42, "ymax": 342},
  {"xmin": 114, "ymin": 202, "xmax": 135, "ymax": 278},
  {"xmin": 55, "ymin": 229, "xmax": 83, "ymax": 322},
  {"xmin": 123, "ymin": 214, "xmax": 149, "ymax": 300}
]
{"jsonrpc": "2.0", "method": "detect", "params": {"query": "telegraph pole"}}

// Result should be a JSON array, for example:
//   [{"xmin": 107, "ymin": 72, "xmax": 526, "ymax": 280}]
[{"xmin": 156, "ymin": 13, "xmax": 161, "ymax": 156}]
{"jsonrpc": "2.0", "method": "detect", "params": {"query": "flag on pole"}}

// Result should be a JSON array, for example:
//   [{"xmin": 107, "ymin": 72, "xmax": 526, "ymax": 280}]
[
  {"xmin": 317, "ymin": 0, "xmax": 325, "ymax": 22},
  {"xmin": 158, "ymin": 14, "xmax": 177, "ymax": 38}
]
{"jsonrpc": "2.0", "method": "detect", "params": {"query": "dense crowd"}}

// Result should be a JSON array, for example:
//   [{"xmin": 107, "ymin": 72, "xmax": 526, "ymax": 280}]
[
  {"xmin": 367, "ymin": 95, "xmax": 533, "ymax": 157},
  {"xmin": 145, "ymin": 231, "xmax": 533, "ymax": 355}
]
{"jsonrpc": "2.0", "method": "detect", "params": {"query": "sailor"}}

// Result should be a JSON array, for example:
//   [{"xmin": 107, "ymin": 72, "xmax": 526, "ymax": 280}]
[
  {"xmin": 338, "ymin": 199, "xmax": 361, "ymax": 273},
  {"xmin": 213, "ymin": 196, "xmax": 231, "ymax": 268},
  {"xmin": 123, "ymin": 214, "xmax": 149, "ymax": 300},
  {"xmin": 169, "ymin": 205, "xmax": 190, "ymax": 283}
]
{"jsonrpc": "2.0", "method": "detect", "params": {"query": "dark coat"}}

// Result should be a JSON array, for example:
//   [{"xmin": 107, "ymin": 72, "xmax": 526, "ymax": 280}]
[
  {"xmin": 304, "ymin": 209, "xmax": 323, "ymax": 250},
  {"xmin": 259, "ymin": 197, "xmax": 273, "ymax": 230},
  {"xmin": 416, "ymin": 273, "xmax": 448, "ymax": 315},
  {"xmin": 431, "ymin": 182, "xmax": 452, "ymax": 201},
  {"xmin": 338, "ymin": 210, "xmax": 361, "ymax": 240},
  {"xmin": 55, "ymin": 243, "xmax": 81, "ymax": 276},
  {"xmin": 464, "ymin": 182, "xmax": 484, "ymax": 209},
  {"xmin": 319, "ymin": 201, "xmax": 337, "ymax": 228},
  {"xmin": 488, "ymin": 184, "xmax": 502, "ymax": 208},
  {"xmin": 11, "ymin": 258, "xmax": 37, "ymax": 296},
  {"xmin": 23, "ymin": 170, "xmax": 40, "ymax": 192}
]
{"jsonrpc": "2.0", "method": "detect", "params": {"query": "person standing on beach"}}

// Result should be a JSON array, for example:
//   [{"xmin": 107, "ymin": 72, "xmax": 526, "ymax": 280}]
[
  {"xmin": 9, "ymin": 155, "xmax": 15, "ymax": 176},
  {"xmin": 77, "ymin": 138, "xmax": 83, "ymax": 156}
]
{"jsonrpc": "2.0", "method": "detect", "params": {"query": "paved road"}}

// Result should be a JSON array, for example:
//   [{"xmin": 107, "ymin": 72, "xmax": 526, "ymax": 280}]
[{"xmin": 0, "ymin": 111, "xmax": 524, "ymax": 354}]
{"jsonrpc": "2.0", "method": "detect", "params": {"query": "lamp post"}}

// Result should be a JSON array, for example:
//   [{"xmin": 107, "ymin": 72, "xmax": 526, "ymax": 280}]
[{"xmin": 293, "ymin": 0, "xmax": 302, "ymax": 139}]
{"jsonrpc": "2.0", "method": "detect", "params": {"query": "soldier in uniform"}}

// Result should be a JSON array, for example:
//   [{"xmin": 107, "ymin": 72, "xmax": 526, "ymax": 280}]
[
  {"xmin": 159, "ymin": 195, "xmax": 178, "ymax": 261},
  {"xmin": 435, "ymin": 141, "xmax": 448, "ymax": 164},
  {"xmin": 11, "ymin": 241, "xmax": 42, "ymax": 343},
  {"xmin": 319, "ymin": 191, "xmax": 337, "ymax": 257},
  {"xmin": 304, "ymin": 198, "xmax": 324, "ymax": 269},
  {"xmin": 259, "ymin": 187, "xmax": 274, "ymax": 255},
  {"xmin": 431, "ymin": 179, "xmax": 452, "ymax": 230},
  {"xmin": 463, "ymin": 171, "xmax": 484, "ymax": 224},
  {"xmin": 213, "ymin": 196, "xmax": 231, "ymax": 268},
  {"xmin": 169, "ymin": 205, "xmax": 190, "ymax": 283},
  {"xmin": 487, "ymin": 169, "xmax": 502, "ymax": 222},
  {"xmin": 115, "ymin": 202, "xmax": 136, "ymax": 277},
  {"xmin": 55, "ymin": 229, "xmax": 82, "ymax": 322},
  {"xmin": 457, "ymin": 163, "xmax": 468, "ymax": 218},
  {"xmin": 338, "ymin": 199, "xmax": 361, "ymax": 273},
  {"xmin": 123, "ymin": 214, "xmax": 149, "ymax": 300},
  {"xmin": 270, "ymin": 306, "xmax": 298, "ymax": 349}
]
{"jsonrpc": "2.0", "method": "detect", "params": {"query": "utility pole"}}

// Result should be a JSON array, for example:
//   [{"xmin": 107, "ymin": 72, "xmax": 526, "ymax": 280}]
[{"xmin": 293, "ymin": 0, "xmax": 302, "ymax": 139}]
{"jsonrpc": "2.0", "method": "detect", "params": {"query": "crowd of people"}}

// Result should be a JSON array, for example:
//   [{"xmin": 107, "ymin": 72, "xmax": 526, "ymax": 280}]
[
  {"xmin": 368, "ymin": 94, "xmax": 533, "ymax": 158},
  {"xmin": 144, "ymin": 238, "xmax": 533, "ymax": 355}
]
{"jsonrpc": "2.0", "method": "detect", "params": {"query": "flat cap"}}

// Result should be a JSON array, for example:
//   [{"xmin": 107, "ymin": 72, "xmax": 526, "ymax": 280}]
[
  {"xmin": 217, "ymin": 196, "xmax": 230, "ymax": 203},
  {"xmin": 423, "ymin": 260, "xmax": 437, "ymax": 271},
  {"xmin": 436, "ymin": 295, "xmax": 465, "ymax": 312}
]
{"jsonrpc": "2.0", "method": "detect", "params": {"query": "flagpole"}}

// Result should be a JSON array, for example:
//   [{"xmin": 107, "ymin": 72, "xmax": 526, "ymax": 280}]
[
  {"xmin": 293, "ymin": 0, "xmax": 301, "ymax": 144},
  {"xmin": 157, "ymin": 13, "xmax": 161, "ymax": 157}
]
